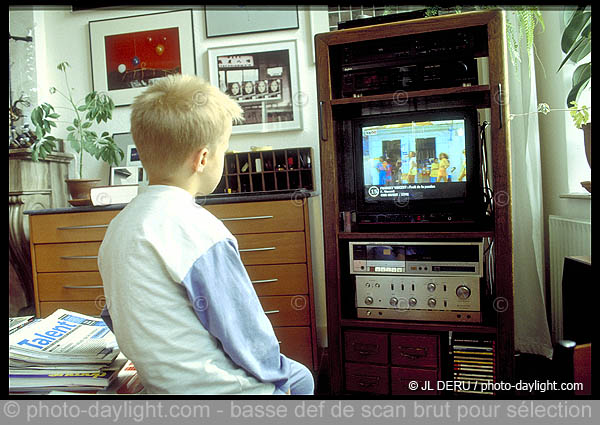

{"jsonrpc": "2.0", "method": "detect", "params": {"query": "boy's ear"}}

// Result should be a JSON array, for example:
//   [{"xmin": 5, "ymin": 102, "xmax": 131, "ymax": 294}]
[{"xmin": 192, "ymin": 148, "xmax": 210, "ymax": 173}]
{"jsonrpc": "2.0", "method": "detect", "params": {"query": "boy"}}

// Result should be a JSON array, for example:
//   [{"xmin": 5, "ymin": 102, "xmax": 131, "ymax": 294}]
[{"xmin": 98, "ymin": 75, "xmax": 314, "ymax": 395}]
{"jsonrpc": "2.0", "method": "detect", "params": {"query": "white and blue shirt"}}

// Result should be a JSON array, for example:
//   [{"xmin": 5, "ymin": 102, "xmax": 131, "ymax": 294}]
[{"xmin": 98, "ymin": 185, "xmax": 291, "ymax": 394}]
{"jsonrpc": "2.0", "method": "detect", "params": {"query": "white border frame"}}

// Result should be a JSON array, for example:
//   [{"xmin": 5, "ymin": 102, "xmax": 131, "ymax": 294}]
[{"xmin": 208, "ymin": 40, "xmax": 302, "ymax": 134}]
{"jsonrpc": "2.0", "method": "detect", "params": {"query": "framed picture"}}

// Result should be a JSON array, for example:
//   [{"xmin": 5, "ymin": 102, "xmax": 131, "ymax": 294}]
[
  {"xmin": 126, "ymin": 145, "xmax": 141, "ymax": 166},
  {"xmin": 110, "ymin": 166, "xmax": 147, "ymax": 186},
  {"xmin": 208, "ymin": 40, "xmax": 302, "ymax": 134},
  {"xmin": 89, "ymin": 9, "xmax": 196, "ymax": 106},
  {"xmin": 204, "ymin": 6, "xmax": 299, "ymax": 38}
]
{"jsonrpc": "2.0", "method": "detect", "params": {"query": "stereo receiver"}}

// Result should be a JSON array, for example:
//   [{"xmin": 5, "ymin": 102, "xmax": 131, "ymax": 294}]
[{"xmin": 349, "ymin": 241, "xmax": 484, "ymax": 323}]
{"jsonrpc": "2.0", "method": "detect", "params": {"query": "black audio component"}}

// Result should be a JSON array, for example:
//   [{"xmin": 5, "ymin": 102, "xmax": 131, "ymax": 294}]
[
  {"xmin": 341, "ymin": 58, "xmax": 478, "ymax": 98},
  {"xmin": 336, "ymin": 26, "xmax": 487, "ymax": 98}
]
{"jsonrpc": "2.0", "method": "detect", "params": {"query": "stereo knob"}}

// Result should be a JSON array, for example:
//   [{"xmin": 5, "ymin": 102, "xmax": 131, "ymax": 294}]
[
  {"xmin": 365, "ymin": 296, "xmax": 374, "ymax": 305},
  {"xmin": 456, "ymin": 285, "xmax": 471, "ymax": 299},
  {"xmin": 408, "ymin": 297, "xmax": 417, "ymax": 307},
  {"xmin": 427, "ymin": 282, "xmax": 436, "ymax": 292},
  {"xmin": 390, "ymin": 297, "xmax": 399, "ymax": 307},
  {"xmin": 428, "ymin": 298, "xmax": 437, "ymax": 308}
]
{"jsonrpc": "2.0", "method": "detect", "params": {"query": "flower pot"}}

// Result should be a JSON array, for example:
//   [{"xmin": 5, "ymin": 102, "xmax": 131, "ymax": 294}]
[
  {"xmin": 582, "ymin": 123, "xmax": 591, "ymax": 168},
  {"xmin": 65, "ymin": 179, "xmax": 101, "ymax": 206}
]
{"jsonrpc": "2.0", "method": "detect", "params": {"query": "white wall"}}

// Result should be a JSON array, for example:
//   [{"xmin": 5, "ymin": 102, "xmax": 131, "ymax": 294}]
[{"xmin": 15, "ymin": 6, "xmax": 330, "ymax": 346}]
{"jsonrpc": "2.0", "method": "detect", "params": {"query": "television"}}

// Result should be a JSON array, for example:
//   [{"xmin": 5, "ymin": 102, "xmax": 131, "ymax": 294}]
[{"xmin": 349, "ymin": 108, "xmax": 486, "ymax": 225}]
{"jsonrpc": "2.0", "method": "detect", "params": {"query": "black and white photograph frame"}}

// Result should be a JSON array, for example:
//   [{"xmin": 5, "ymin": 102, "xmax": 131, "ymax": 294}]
[
  {"xmin": 89, "ymin": 9, "xmax": 196, "ymax": 107},
  {"xmin": 208, "ymin": 40, "xmax": 302, "ymax": 134}
]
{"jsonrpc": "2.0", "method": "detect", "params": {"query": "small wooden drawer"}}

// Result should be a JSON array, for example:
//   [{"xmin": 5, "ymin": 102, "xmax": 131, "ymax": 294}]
[
  {"xmin": 37, "ymin": 272, "xmax": 104, "ymax": 301},
  {"xmin": 29, "ymin": 210, "xmax": 119, "ymax": 244},
  {"xmin": 39, "ymin": 300, "xmax": 103, "ymax": 318},
  {"xmin": 274, "ymin": 326, "xmax": 313, "ymax": 369},
  {"xmin": 35, "ymin": 242, "xmax": 102, "ymax": 273},
  {"xmin": 344, "ymin": 331, "xmax": 389, "ymax": 365},
  {"xmin": 391, "ymin": 367, "xmax": 439, "ymax": 395},
  {"xmin": 259, "ymin": 295, "xmax": 310, "ymax": 326},
  {"xmin": 237, "ymin": 232, "xmax": 306, "ymax": 265},
  {"xmin": 391, "ymin": 334, "xmax": 439, "ymax": 368},
  {"xmin": 205, "ymin": 200, "xmax": 304, "ymax": 235},
  {"xmin": 345, "ymin": 362, "xmax": 389, "ymax": 395},
  {"xmin": 246, "ymin": 264, "xmax": 308, "ymax": 296}
]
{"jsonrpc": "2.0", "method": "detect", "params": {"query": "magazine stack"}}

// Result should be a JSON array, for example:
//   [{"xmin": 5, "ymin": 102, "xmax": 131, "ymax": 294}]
[
  {"xmin": 9, "ymin": 309, "xmax": 125, "ymax": 393},
  {"xmin": 451, "ymin": 335, "xmax": 496, "ymax": 396}
]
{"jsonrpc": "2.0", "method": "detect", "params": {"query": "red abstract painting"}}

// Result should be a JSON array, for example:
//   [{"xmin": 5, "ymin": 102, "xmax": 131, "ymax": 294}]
[{"xmin": 104, "ymin": 27, "xmax": 181, "ymax": 90}]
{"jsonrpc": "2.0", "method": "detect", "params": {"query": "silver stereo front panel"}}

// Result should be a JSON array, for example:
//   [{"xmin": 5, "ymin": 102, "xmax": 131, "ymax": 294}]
[
  {"xmin": 349, "ymin": 241, "xmax": 483, "ymax": 277},
  {"xmin": 355, "ymin": 275, "xmax": 481, "ymax": 323}
]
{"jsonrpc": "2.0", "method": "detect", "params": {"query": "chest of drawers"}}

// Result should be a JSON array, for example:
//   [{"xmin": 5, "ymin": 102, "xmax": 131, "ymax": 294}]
[
  {"xmin": 28, "ymin": 197, "xmax": 318, "ymax": 371},
  {"xmin": 343, "ymin": 330, "xmax": 441, "ymax": 395}
]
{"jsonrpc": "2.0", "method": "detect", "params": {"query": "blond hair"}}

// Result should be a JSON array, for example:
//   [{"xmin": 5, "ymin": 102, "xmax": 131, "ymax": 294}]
[{"xmin": 130, "ymin": 74, "xmax": 243, "ymax": 178}]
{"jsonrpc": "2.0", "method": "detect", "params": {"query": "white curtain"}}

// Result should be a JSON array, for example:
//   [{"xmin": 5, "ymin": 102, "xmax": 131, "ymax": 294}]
[{"xmin": 505, "ymin": 12, "xmax": 553, "ymax": 358}]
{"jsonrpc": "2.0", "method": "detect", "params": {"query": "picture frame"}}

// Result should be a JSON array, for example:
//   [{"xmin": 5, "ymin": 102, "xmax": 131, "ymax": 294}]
[
  {"xmin": 126, "ymin": 145, "xmax": 141, "ymax": 166},
  {"xmin": 89, "ymin": 9, "xmax": 196, "ymax": 106},
  {"xmin": 109, "ymin": 166, "xmax": 147, "ymax": 186},
  {"xmin": 204, "ymin": 6, "xmax": 299, "ymax": 38},
  {"xmin": 208, "ymin": 40, "xmax": 302, "ymax": 134}
]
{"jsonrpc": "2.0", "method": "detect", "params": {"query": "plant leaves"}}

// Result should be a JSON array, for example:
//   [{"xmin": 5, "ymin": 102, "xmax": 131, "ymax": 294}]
[
  {"xmin": 561, "ymin": 7, "xmax": 590, "ymax": 53},
  {"xmin": 566, "ymin": 62, "xmax": 591, "ymax": 107}
]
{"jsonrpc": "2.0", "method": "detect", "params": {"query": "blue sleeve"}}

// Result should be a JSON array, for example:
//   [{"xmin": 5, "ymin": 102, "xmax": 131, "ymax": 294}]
[{"xmin": 182, "ymin": 239, "xmax": 291, "ymax": 392}]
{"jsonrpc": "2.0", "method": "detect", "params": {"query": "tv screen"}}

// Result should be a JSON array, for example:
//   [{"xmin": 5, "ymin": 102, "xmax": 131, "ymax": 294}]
[{"xmin": 354, "ymin": 109, "xmax": 481, "ymax": 217}]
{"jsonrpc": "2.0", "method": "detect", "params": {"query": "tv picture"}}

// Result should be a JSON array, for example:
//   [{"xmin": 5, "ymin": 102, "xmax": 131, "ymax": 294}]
[{"xmin": 360, "ymin": 115, "xmax": 471, "ymax": 204}]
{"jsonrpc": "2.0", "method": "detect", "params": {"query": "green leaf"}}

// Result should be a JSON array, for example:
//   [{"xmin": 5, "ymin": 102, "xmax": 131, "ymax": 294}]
[
  {"xmin": 566, "ymin": 62, "xmax": 591, "ymax": 107},
  {"xmin": 561, "ymin": 8, "xmax": 590, "ymax": 54}
]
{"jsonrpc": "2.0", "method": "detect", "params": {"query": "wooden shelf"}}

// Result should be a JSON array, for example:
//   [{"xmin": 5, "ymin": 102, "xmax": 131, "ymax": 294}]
[
  {"xmin": 217, "ymin": 147, "xmax": 314, "ymax": 194},
  {"xmin": 339, "ymin": 231, "xmax": 494, "ymax": 240},
  {"xmin": 340, "ymin": 319, "xmax": 497, "ymax": 334}
]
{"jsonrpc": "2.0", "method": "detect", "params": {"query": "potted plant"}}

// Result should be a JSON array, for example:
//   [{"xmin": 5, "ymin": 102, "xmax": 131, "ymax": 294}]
[
  {"xmin": 558, "ymin": 6, "xmax": 591, "ymax": 191},
  {"xmin": 30, "ymin": 62, "xmax": 124, "ymax": 205}
]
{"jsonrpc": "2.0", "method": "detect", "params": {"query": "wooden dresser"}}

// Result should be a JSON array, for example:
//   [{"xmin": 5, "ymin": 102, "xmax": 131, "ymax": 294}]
[{"xmin": 27, "ymin": 196, "xmax": 318, "ymax": 371}]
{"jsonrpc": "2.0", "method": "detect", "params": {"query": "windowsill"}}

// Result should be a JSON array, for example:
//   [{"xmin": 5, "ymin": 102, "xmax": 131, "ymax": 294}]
[{"xmin": 559, "ymin": 192, "xmax": 591, "ymax": 200}]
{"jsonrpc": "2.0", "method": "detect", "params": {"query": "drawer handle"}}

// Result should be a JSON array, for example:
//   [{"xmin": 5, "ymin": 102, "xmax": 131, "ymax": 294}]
[
  {"xmin": 57, "ymin": 224, "xmax": 109, "ymax": 230},
  {"xmin": 239, "ymin": 247, "xmax": 276, "ymax": 253},
  {"xmin": 251, "ymin": 278, "xmax": 279, "ymax": 285},
  {"xmin": 221, "ymin": 215, "xmax": 274, "ymax": 222},
  {"xmin": 396, "ymin": 346, "xmax": 428, "ymax": 359},
  {"xmin": 264, "ymin": 310, "xmax": 280, "ymax": 315},
  {"xmin": 63, "ymin": 285, "xmax": 104, "ymax": 289},
  {"xmin": 60, "ymin": 255, "xmax": 99, "ymax": 260},
  {"xmin": 355, "ymin": 375, "xmax": 380, "ymax": 387},
  {"xmin": 353, "ymin": 342, "xmax": 380, "ymax": 356}
]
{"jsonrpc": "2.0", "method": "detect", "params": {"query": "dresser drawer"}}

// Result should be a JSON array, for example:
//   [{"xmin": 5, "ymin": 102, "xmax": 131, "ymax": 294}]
[
  {"xmin": 260, "ymin": 295, "xmax": 310, "ymax": 326},
  {"xmin": 345, "ymin": 362, "xmax": 389, "ymax": 395},
  {"xmin": 29, "ymin": 210, "xmax": 119, "ymax": 244},
  {"xmin": 37, "ymin": 272, "xmax": 104, "ymax": 301},
  {"xmin": 344, "ymin": 331, "xmax": 389, "ymax": 365},
  {"xmin": 274, "ymin": 326, "xmax": 313, "ymax": 369},
  {"xmin": 39, "ymin": 301, "xmax": 103, "ymax": 318},
  {"xmin": 237, "ymin": 232, "xmax": 306, "ymax": 265},
  {"xmin": 205, "ymin": 200, "xmax": 304, "ymax": 235},
  {"xmin": 391, "ymin": 367, "xmax": 439, "ymax": 395},
  {"xmin": 391, "ymin": 334, "xmax": 439, "ymax": 368},
  {"xmin": 246, "ymin": 264, "xmax": 308, "ymax": 296},
  {"xmin": 35, "ymin": 242, "xmax": 102, "ymax": 272}
]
